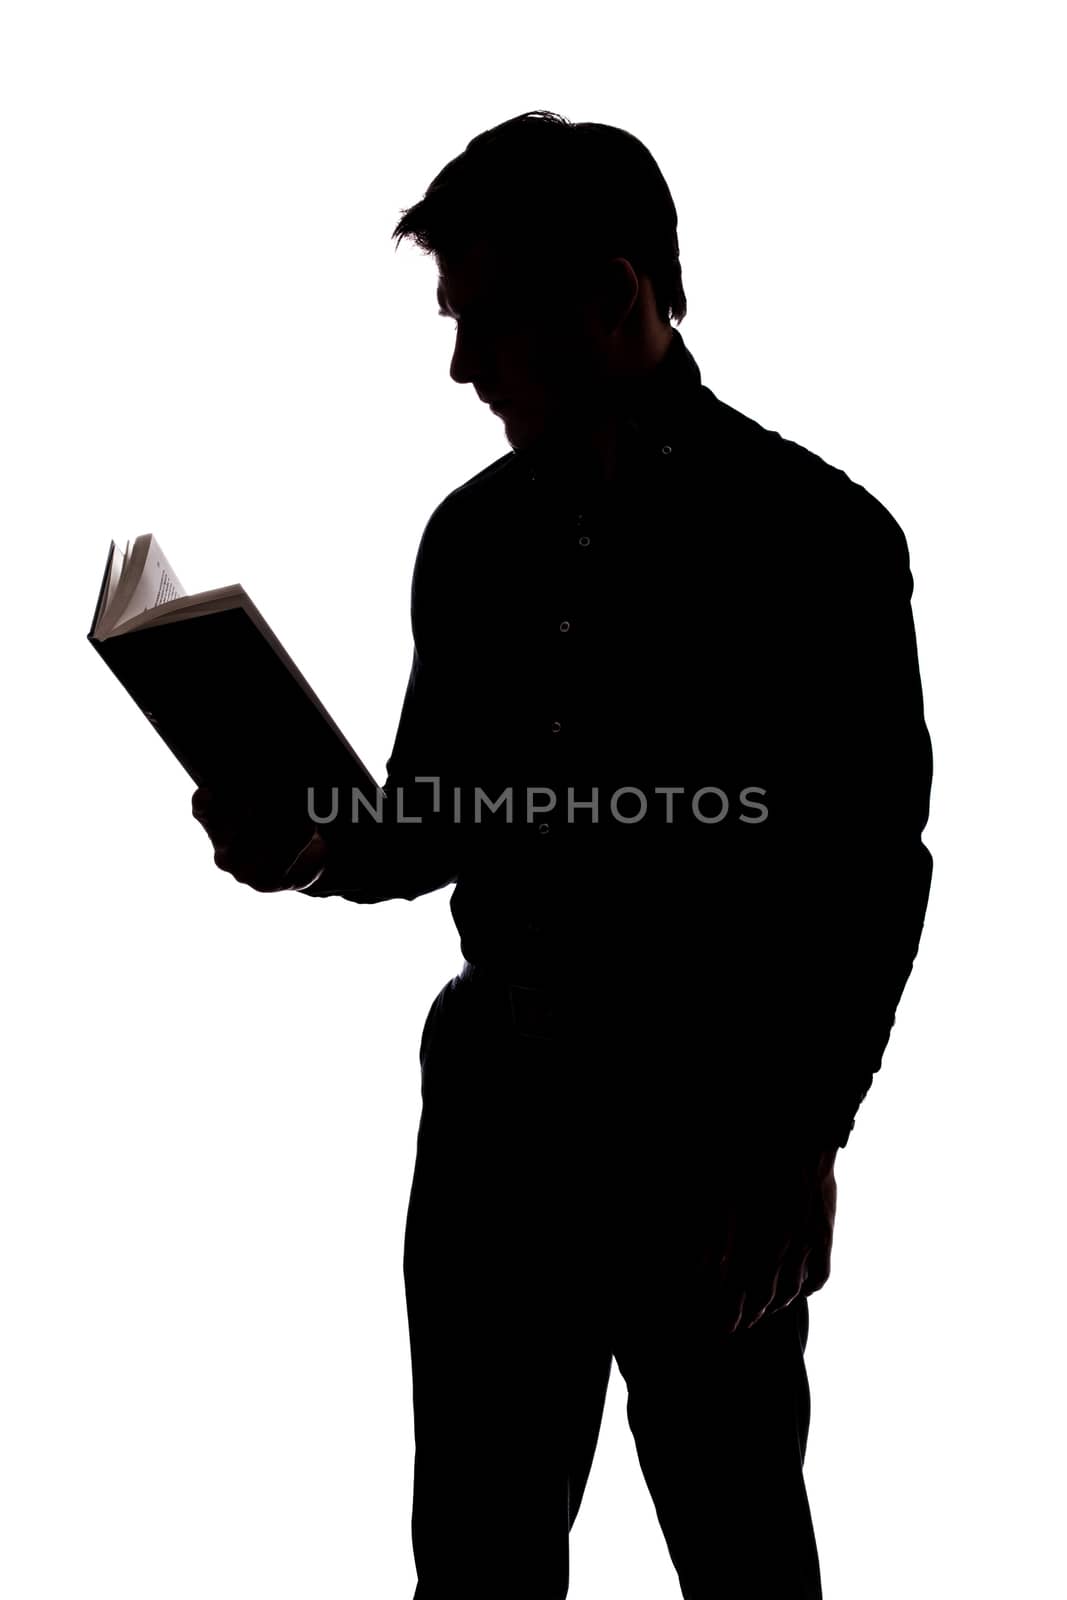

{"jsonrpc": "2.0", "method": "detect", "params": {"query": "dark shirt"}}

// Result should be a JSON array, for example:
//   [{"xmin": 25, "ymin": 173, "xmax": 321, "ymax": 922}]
[{"xmin": 303, "ymin": 329, "xmax": 934, "ymax": 1150}]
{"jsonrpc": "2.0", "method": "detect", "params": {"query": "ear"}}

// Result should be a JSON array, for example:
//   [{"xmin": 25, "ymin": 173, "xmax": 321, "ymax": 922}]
[{"xmin": 597, "ymin": 256, "xmax": 642, "ymax": 337}]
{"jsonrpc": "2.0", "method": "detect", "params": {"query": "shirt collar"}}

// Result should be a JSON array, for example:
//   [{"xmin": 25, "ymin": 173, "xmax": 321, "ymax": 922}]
[
  {"xmin": 614, "ymin": 325, "xmax": 704, "ymax": 435},
  {"xmin": 516, "ymin": 327, "xmax": 704, "ymax": 490}
]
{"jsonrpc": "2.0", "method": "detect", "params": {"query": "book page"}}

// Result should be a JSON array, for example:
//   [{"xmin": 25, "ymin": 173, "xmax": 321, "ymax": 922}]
[
  {"xmin": 105, "ymin": 583, "xmax": 246, "ymax": 635},
  {"xmin": 103, "ymin": 539, "xmax": 130, "ymax": 617},
  {"xmin": 89, "ymin": 539, "xmax": 128, "ymax": 635},
  {"xmin": 98, "ymin": 533, "xmax": 186, "ymax": 636}
]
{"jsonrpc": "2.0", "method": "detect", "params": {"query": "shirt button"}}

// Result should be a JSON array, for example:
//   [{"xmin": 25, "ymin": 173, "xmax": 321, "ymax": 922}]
[
  {"xmin": 550, "ymin": 720, "xmax": 561, "ymax": 733},
  {"xmin": 537, "ymin": 822, "xmax": 551, "ymax": 835},
  {"xmin": 559, "ymin": 620, "xmax": 571, "ymax": 632},
  {"xmin": 578, "ymin": 534, "xmax": 590, "ymax": 547}
]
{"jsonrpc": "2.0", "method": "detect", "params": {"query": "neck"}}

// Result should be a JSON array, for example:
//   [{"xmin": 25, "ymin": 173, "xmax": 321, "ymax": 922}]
[
  {"xmin": 548, "ymin": 410, "xmax": 622, "ymax": 487},
  {"xmin": 541, "ymin": 329, "xmax": 675, "ymax": 485}
]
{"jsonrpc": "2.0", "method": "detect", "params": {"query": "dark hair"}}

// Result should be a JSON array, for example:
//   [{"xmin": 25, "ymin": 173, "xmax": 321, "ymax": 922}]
[{"xmin": 391, "ymin": 109, "xmax": 687, "ymax": 326}]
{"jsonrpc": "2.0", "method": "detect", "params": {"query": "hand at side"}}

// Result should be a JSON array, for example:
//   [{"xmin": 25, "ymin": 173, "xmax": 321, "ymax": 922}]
[{"xmin": 699, "ymin": 1144, "xmax": 838, "ymax": 1335}]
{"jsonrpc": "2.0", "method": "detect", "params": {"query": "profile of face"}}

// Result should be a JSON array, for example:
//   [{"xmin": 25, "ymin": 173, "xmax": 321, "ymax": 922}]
[{"xmin": 436, "ymin": 236, "xmax": 654, "ymax": 452}]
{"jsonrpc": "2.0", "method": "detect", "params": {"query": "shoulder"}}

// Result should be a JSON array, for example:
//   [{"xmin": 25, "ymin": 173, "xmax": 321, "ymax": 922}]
[
  {"xmin": 408, "ymin": 449, "xmax": 519, "ymax": 649},
  {"xmin": 421, "ymin": 449, "xmax": 517, "ymax": 534},
  {"xmin": 705, "ymin": 390, "xmax": 872, "ymax": 507},
  {"xmin": 702, "ymin": 389, "xmax": 912, "ymax": 581},
  {"xmin": 412, "ymin": 449, "xmax": 516, "ymax": 573}
]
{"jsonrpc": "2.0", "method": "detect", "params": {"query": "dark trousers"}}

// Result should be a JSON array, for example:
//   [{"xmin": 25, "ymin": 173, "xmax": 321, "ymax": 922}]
[{"xmin": 403, "ymin": 961, "xmax": 822, "ymax": 1599}]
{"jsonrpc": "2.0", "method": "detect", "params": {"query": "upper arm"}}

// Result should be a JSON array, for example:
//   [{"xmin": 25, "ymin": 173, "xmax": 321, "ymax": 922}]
[{"xmin": 817, "ymin": 483, "xmax": 933, "ymax": 840}]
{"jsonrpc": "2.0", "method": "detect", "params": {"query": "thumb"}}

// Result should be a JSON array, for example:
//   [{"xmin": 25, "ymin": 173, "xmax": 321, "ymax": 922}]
[{"xmin": 282, "ymin": 829, "xmax": 328, "ymax": 891}]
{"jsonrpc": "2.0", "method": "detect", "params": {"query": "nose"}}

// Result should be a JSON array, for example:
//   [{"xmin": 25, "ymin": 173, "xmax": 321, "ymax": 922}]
[
  {"xmin": 448, "ymin": 322, "xmax": 494, "ymax": 391},
  {"xmin": 450, "ymin": 350, "xmax": 480, "ymax": 389}
]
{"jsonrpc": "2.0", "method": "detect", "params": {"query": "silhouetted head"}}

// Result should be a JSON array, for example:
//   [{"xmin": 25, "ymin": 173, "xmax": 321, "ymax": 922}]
[{"xmin": 392, "ymin": 110, "xmax": 687, "ymax": 453}]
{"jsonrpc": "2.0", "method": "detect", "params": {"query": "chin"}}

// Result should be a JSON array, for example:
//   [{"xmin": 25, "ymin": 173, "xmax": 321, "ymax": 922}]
[{"xmin": 501, "ymin": 412, "xmax": 532, "ymax": 447}]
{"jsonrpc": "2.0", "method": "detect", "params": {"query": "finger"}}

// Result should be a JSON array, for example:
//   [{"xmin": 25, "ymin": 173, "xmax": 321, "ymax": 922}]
[
  {"xmin": 193, "ymin": 787, "xmax": 244, "ymax": 845},
  {"xmin": 215, "ymin": 854, "xmax": 278, "ymax": 891},
  {"xmin": 719, "ymin": 1244, "xmax": 762, "ymax": 1334},
  {"xmin": 203, "ymin": 810, "xmax": 242, "ymax": 848},
  {"xmin": 193, "ymin": 784, "xmax": 258, "ymax": 822},
  {"xmin": 282, "ymin": 829, "xmax": 327, "ymax": 890},
  {"xmin": 720, "ymin": 1286, "xmax": 747, "ymax": 1337},
  {"xmin": 760, "ymin": 1253, "xmax": 811, "ymax": 1319},
  {"xmin": 192, "ymin": 787, "xmax": 213, "ymax": 827},
  {"xmin": 715, "ymin": 1208, "xmax": 747, "ymax": 1332},
  {"xmin": 213, "ymin": 837, "xmax": 311, "ymax": 893},
  {"xmin": 801, "ymin": 1248, "xmax": 832, "ymax": 1296},
  {"xmin": 726, "ymin": 1231, "xmax": 796, "ymax": 1329},
  {"xmin": 213, "ymin": 844, "xmax": 267, "ymax": 884},
  {"xmin": 716, "ymin": 1200, "xmax": 738, "ymax": 1282},
  {"xmin": 741, "ymin": 1266, "xmax": 783, "ymax": 1329},
  {"xmin": 213, "ymin": 844, "xmax": 239, "ymax": 875}
]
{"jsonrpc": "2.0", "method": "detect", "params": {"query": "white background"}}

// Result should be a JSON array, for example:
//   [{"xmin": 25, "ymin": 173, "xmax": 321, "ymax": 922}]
[{"xmin": 2, "ymin": 3, "xmax": 1064, "ymax": 1596}]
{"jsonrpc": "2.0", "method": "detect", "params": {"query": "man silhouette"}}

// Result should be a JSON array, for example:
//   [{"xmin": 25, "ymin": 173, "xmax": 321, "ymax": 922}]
[{"xmin": 192, "ymin": 111, "xmax": 933, "ymax": 1599}]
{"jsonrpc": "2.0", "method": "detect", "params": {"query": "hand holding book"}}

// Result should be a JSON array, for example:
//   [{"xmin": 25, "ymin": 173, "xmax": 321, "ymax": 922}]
[
  {"xmin": 91, "ymin": 532, "xmax": 457, "ymax": 906},
  {"xmin": 191, "ymin": 785, "xmax": 328, "ymax": 893},
  {"xmin": 90, "ymin": 532, "xmax": 382, "ymax": 896}
]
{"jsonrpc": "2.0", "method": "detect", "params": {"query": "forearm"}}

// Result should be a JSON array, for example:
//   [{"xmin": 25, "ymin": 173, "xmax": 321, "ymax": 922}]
[{"xmin": 298, "ymin": 800, "xmax": 460, "ymax": 904}]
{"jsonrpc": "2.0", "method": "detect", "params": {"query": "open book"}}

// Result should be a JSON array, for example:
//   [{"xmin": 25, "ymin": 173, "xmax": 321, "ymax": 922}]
[{"xmin": 89, "ymin": 533, "xmax": 380, "ymax": 810}]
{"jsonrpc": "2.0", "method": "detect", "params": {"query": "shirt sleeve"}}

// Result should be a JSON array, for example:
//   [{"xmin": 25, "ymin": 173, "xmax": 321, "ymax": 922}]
[
  {"xmin": 722, "ymin": 484, "xmax": 934, "ymax": 1152},
  {"xmin": 299, "ymin": 507, "xmax": 463, "ymax": 905}
]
